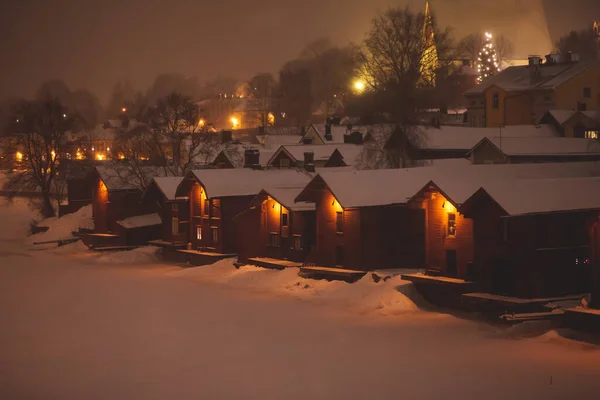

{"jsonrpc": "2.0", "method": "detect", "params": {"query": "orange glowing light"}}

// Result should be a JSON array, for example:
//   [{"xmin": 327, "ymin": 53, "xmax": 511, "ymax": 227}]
[
  {"xmin": 15, "ymin": 151, "xmax": 23, "ymax": 161},
  {"xmin": 198, "ymin": 118, "xmax": 206, "ymax": 127},
  {"xmin": 331, "ymin": 198, "xmax": 343, "ymax": 212},
  {"xmin": 443, "ymin": 200, "xmax": 456, "ymax": 213},
  {"xmin": 121, "ymin": 107, "xmax": 127, "ymax": 113},
  {"xmin": 231, "ymin": 116, "xmax": 240, "ymax": 129},
  {"xmin": 75, "ymin": 150, "xmax": 84, "ymax": 160},
  {"xmin": 95, "ymin": 153, "xmax": 105, "ymax": 161}
]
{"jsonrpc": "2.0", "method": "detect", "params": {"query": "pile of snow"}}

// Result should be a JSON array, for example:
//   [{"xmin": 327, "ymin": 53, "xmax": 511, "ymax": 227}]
[
  {"xmin": 172, "ymin": 259, "xmax": 425, "ymax": 315},
  {"xmin": 0, "ymin": 197, "xmax": 39, "ymax": 241},
  {"xmin": 91, "ymin": 246, "xmax": 161, "ymax": 264},
  {"xmin": 29, "ymin": 205, "xmax": 93, "ymax": 246},
  {"xmin": 117, "ymin": 213, "xmax": 161, "ymax": 229}
]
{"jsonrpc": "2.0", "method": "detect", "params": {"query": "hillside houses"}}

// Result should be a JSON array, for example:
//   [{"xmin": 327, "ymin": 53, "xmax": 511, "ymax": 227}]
[{"xmin": 465, "ymin": 57, "xmax": 600, "ymax": 128}]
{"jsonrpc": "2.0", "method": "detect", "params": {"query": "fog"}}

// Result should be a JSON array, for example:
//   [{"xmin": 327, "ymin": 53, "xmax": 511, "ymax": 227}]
[{"xmin": 1, "ymin": 0, "xmax": 598, "ymax": 102}]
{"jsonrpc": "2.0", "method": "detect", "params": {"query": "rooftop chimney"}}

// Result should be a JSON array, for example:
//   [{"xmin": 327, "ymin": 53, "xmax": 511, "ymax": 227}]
[
  {"xmin": 304, "ymin": 152, "xmax": 315, "ymax": 172},
  {"xmin": 545, "ymin": 53, "xmax": 560, "ymax": 65},
  {"xmin": 343, "ymin": 131, "xmax": 363, "ymax": 145},
  {"xmin": 324, "ymin": 124, "xmax": 332, "ymax": 141},
  {"xmin": 221, "ymin": 130, "xmax": 232, "ymax": 144},
  {"xmin": 244, "ymin": 148, "xmax": 260, "ymax": 169},
  {"xmin": 528, "ymin": 55, "xmax": 542, "ymax": 84}
]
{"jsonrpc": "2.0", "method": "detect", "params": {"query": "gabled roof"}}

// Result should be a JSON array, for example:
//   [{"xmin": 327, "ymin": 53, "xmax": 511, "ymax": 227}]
[
  {"xmin": 259, "ymin": 187, "xmax": 315, "ymax": 212},
  {"xmin": 299, "ymin": 124, "xmax": 347, "ymax": 144},
  {"xmin": 182, "ymin": 169, "xmax": 313, "ymax": 198},
  {"xmin": 466, "ymin": 177, "xmax": 600, "ymax": 216},
  {"xmin": 296, "ymin": 159, "xmax": 600, "ymax": 209},
  {"xmin": 256, "ymin": 134, "xmax": 304, "ymax": 149},
  {"xmin": 95, "ymin": 164, "xmax": 168, "ymax": 191},
  {"xmin": 152, "ymin": 177, "xmax": 184, "ymax": 200},
  {"xmin": 471, "ymin": 136, "xmax": 600, "ymax": 157},
  {"xmin": 411, "ymin": 124, "xmax": 559, "ymax": 151},
  {"xmin": 465, "ymin": 60, "xmax": 599, "ymax": 95},
  {"xmin": 544, "ymin": 110, "xmax": 600, "ymax": 126}
]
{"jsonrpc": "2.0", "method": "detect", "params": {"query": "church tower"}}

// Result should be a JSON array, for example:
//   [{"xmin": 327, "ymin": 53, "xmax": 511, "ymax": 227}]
[{"xmin": 420, "ymin": 1, "xmax": 439, "ymax": 86}]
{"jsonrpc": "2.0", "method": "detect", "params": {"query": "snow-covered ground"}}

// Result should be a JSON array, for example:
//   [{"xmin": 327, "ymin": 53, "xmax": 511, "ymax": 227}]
[{"xmin": 2, "ymin": 197, "xmax": 600, "ymax": 399}]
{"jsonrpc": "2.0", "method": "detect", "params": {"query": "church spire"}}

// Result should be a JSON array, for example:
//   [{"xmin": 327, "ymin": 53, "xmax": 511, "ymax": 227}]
[{"xmin": 420, "ymin": 1, "xmax": 438, "ymax": 86}]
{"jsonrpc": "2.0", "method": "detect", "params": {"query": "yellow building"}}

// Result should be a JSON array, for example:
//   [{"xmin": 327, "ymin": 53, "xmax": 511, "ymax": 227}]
[{"xmin": 465, "ymin": 57, "xmax": 600, "ymax": 128}]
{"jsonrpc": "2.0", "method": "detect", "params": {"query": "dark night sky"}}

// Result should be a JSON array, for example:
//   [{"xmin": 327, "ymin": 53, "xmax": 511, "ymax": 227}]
[{"xmin": 1, "ymin": 0, "xmax": 599, "ymax": 103}]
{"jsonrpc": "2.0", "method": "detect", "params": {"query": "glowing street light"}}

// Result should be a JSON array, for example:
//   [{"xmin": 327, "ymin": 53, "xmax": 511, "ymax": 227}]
[
  {"xmin": 231, "ymin": 116, "xmax": 240, "ymax": 129},
  {"xmin": 121, "ymin": 107, "xmax": 127, "ymax": 113},
  {"xmin": 353, "ymin": 80, "xmax": 366, "ymax": 93},
  {"xmin": 15, "ymin": 151, "xmax": 23, "ymax": 161},
  {"xmin": 198, "ymin": 118, "xmax": 206, "ymax": 127}
]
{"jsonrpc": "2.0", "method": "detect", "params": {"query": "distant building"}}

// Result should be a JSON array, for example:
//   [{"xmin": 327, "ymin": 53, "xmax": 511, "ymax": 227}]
[{"xmin": 465, "ymin": 56, "xmax": 600, "ymax": 127}]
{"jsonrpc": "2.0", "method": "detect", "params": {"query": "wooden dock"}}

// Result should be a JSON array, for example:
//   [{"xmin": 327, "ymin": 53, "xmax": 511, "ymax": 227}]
[
  {"xmin": 247, "ymin": 257, "xmax": 303, "ymax": 270},
  {"xmin": 177, "ymin": 250, "xmax": 236, "ymax": 266},
  {"xmin": 462, "ymin": 292, "xmax": 587, "ymax": 315},
  {"xmin": 299, "ymin": 266, "xmax": 367, "ymax": 283},
  {"xmin": 401, "ymin": 273, "xmax": 477, "ymax": 309}
]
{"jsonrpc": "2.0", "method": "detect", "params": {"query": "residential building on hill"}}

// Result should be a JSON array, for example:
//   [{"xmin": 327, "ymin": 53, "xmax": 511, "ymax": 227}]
[{"xmin": 465, "ymin": 56, "xmax": 600, "ymax": 128}]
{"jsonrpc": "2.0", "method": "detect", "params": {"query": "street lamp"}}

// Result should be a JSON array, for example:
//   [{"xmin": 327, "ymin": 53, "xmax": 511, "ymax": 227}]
[{"xmin": 353, "ymin": 80, "xmax": 366, "ymax": 93}]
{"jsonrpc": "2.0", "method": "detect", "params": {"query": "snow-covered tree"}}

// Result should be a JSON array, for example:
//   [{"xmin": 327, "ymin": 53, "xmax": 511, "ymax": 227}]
[{"xmin": 477, "ymin": 32, "xmax": 500, "ymax": 83}]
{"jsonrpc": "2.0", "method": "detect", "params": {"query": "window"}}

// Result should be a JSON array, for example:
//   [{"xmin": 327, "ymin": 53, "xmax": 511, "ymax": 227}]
[
  {"xmin": 269, "ymin": 233, "xmax": 280, "ymax": 247},
  {"xmin": 578, "ymin": 102, "xmax": 587, "ymax": 111},
  {"xmin": 196, "ymin": 226, "xmax": 202, "ymax": 240},
  {"xmin": 204, "ymin": 199, "xmax": 210, "ymax": 216},
  {"xmin": 293, "ymin": 236, "xmax": 302, "ymax": 251},
  {"xmin": 211, "ymin": 227, "xmax": 218, "ymax": 243},
  {"xmin": 171, "ymin": 203, "xmax": 178, "ymax": 212},
  {"xmin": 585, "ymin": 131, "xmax": 599, "ymax": 139},
  {"xmin": 584, "ymin": 87, "xmax": 592, "ymax": 98},
  {"xmin": 280, "ymin": 158, "xmax": 290, "ymax": 168},
  {"xmin": 447, "ymin": 213, "xmax": 456, "ymax": 237},
  {"xmin": 336, "ymin": 211, "xmax": 343, "ymax": 233},
  {"xmin": 172, "ymin": 217, "xmax": 179, "ymax": 235},
  {"xmin": 492, "ymin": 92, "xmax": 499, "ymax": 109},
  {"xmin": 282, "ymin": 213, "xmax": 289, "ymax": 227}
]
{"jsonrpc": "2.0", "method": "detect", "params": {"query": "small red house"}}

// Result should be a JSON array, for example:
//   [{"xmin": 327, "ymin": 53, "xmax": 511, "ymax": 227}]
[
  {"xmin": 235, "ymin": 186, "xmax": 316, "ymax": 266},
  {"xmin": 295, "ymin": 170, "xmax": 428, "ymax": 271},
  {"xmin": 141, "ymin": 177, "xmax": 189, "ymax": 246},
  {"xmin": 175, "ymin": 169, "xmax": 314, "ymax": 256},
  {"xmin": 460, "ymin": 177, "xmax": 600, "ymax": 298},
  {"xmin": 59, "ymin": 160, "xmax": 96, "ymax": 217}
]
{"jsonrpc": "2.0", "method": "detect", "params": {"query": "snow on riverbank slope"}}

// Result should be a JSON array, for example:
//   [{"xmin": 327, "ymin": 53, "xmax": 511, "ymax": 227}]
[{"xmin": 171, "ymin": 259, "xmax": 426, "ymax": 315}]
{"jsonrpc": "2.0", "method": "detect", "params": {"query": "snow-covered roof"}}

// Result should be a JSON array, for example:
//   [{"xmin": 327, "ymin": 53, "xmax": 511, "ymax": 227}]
[
  {"xmin": 545, "ymin": 110, "xmax": 576, "ymax": 125},
  {"xmin": 414, "ymin": 124, "xmax": 559, "ymax": 151},
  {"xmin": 334, "ymin": 145, "xmax": 364, "ymax": 167},
  {"xmin": 481, "ymin": 137, "xmax": 600, "ymax": 156},
  {"xmin": 152, "ymin": 177, "xmax": 184, "ymax": 200},
  {"xmin": 477, "ymin": 177, "xmax": 600, "ymax": 216},
  {"xmin": 257, "ymin": 134, "xmax": 304, "ymax": 149},
  {"xmin": 96, "ymin": 164, "xmax": 168, "ymax": 191},
  {"xmin": 298, "ymin": 159, "xmax": 600, "ymax": 208},
  {"xmin": 261, "ymin": 186, "xmax": 315, "ymax": 212},
  {"xmin": 302, "ymin": 124, "xmax": 347, "ymax": 144},
  {"xmin": 189, "ymin": 169, "xmax": 313, "ymax": 198},
  {"xmin": 465, "ymin": 60, "xmax": 599, "ymax": 95},
  {"xmin": 117, "ymin": 213, "xmax": 162, "ymax": 229}
]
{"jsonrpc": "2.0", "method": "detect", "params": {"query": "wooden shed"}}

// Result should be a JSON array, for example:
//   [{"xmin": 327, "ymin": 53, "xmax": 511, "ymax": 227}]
[
  {"xmin": 175, "ymin": 168, "xmax": 314, "ymax": 256},
  {"xmin": 460, "ymin": 177, "xmax": 600, "ymax": 298},
  {"xmin": 235, "ymin": 186, "xmax": 316, "ymax": 267}
]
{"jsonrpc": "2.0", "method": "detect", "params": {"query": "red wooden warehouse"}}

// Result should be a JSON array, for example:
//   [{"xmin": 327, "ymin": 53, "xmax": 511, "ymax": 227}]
[
  {"xmin": 294, "ymin": 169, "xmax": 428, "ymax": 272},
  {"xmin": 235, "ymin": 185, "xmax": 316, "ymax": 268},
  {"xmin": 175, "ymin": 168, "xmax": 314, "ymax": 264},
  {"xmin": 459, "ymin": 177, "xmax": 600, "ymax": 299}
]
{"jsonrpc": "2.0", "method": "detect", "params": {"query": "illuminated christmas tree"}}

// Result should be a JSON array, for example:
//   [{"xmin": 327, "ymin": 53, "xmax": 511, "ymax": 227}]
[{"xmin": 477, "ymin": 32, "xmax": 500, "ymax": 83}]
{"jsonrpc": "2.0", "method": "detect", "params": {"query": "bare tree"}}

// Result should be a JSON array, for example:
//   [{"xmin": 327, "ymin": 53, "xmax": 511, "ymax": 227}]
[
  {"xmin": 350, "ymin": 6, "xmax": 452, "ymax": 168},
  {"xmin": 246, "ymin": 73, "xmax": 277, "ymax": 128},
  {"xmin": 1, "ymin": 98, "xmax": 79, "ymax": 217},
  {"xmin": 115, "ymin": 92, "xmax": 227, "ymax": 181},
  {"xmin": 557, "ymin": 28, "xmax": 599, "ymax": 62}
]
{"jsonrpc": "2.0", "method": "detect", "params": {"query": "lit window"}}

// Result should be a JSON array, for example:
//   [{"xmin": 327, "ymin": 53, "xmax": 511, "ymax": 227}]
[
  {"xmin": 336, "ymin": 211, "xmax": 343, "ymax": 233},
  {"xmin": 585, "ymin": 131, "xmax": 599, "ymax": 139},
  {"xmin": 211, "ymin": 227, "xmax": 218, "ymax": 243},
  {"xmin": 447, "ymin": 213, "xmax": 456, "ymax": 237},
  {"xmin": 172, "ymin": 217, "xmax": 179, "ymax": 235},
  {"xmin": 171, "ymin": 203, "xmax": 178, "ymax": 212},
  {"xmin": 282, "ymin": 213, "xmax": 289, "ymax": 227},
  {"xmin": 492, "ymin": 92, "xmax": 499, "ymax": 109},
  {"xmin": 293, "ymin": 236, "xmax": 302, "ymax": 251},
  {"xmin": 280, "ymin": 158, "xmax": 290, "ymax": 168},
  {"xmin": 269, "ymin": 233, "xmax": 280, "ymax": 247},
  {"xmin": 196, "ymin": 226, "xmax": 202, "ymax": 240}
]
